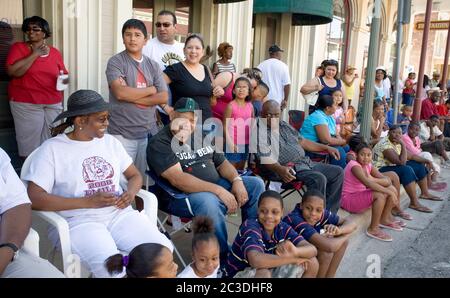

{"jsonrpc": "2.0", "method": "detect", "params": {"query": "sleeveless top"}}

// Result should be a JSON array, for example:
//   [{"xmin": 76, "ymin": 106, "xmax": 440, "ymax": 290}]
[
  {"xmin": 212, "ymin": 73, "xmax": 235, "ymax": 119},
  {"xmin": 227, "ymin": 101, "xmax": 253, "ymax": 145},
  {"xmin": 215, "ymin": 61, "xmax": 236, "ymax": 74},
  {"xmin": 318, "ymin": 76, "xmax": 342, "ymax": 96}
]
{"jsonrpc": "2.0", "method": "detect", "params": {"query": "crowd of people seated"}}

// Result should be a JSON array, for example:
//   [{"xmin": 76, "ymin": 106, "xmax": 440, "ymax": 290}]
[{"xmin": 2, "ymin": 12, "xmax": 450, "ymax": 279}]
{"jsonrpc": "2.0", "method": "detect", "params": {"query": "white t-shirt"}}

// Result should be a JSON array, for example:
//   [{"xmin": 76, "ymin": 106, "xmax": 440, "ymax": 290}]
[
  {"xmin": 143, "ymin": 38, "xmax": 184, "ymax": 71},
  {"xmin": 21, "ymin": 134, "xmax": 133, "ymax": 222},
  {"xmin": 419, "ymin": 122, "xmax": 443, "ymax": 143},
  {"xmin": 383, "ymin": 77, "xmax": 391, "ymax": 99},
  {"xmin": 177, "ymin": 263, "xmax": 218, "ymax": 278},
  {"xmin": 257, "ymin": 58, "xmax": 291, "ymax": 103},
  {"xmin": 0, "ymin": 148, "xmax": 30, "ymax": 216}
]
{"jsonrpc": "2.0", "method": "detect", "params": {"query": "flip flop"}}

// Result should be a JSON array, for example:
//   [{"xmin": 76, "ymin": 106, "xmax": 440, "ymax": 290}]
[
  {"xmin": 394, "ymin": 220, "xmax": 407, "ymax": 228},
  {"xmin": 392, "ymin": 211, "xmax": 413, "ymax": 221},
  {"xmin": 379, "ymin": 222, "xmax": 403, "ymax": 231},
  {"xmin": 409, "ymin": 204, "xmax": 433, "ymax": 213},
  {"xmin": 366, "ymin": 229, "xmax": 393, "ymax": 242},
  {"xmin": 419, "ymin": 195, "xmax": 444, "ymax": 201}
]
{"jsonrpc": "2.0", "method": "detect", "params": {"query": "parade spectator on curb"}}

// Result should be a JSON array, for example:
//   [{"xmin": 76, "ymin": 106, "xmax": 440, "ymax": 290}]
[
  {"xmin": 105, "ymin": 243, "xmax": 178, "ymax": 278},
  {"xmin": 223, "ymin": 191, "xmax": 319, "ymax": 278},
  {"xmin": 341, "ymin": 142, "xmax": 404, "ymax": 242},
  {"xmin": 106, "ymin": 19, "xmax": 168, "ymax": 178},
  {"xmin": 142, "ymin": 10, "xmax": 185, "ymax": 126},
  {"xmin": 342, "ymin": 65, "xmax": 358, "ymax": 106},
  {"xmin": 373, "ymin": 125, "xmax": 438, "ymax": 213},
  {"xmin": 430, "ymin": 72, "xmax": 441, "ymax": 89},
  {"xmin": 300, "ymin": 95, "xmax": 349, "ymax": 168},
  {"xmin": 283, "ymin": 189, "xmax": 356, "ymax": 277},
  {"xmin": 257, "ymin": 45, "xmax": 291, "ymax": 110},
  {"xmin": 212, "ymin": 42, "xmax": 236, "ymax": 76},
  {"xmin": 421, "ymin": 89, "xmax": 440, "ymax": 121},
  {"xmin": 163, "ymin": 34, "xmax": 225, "ymax": 123},
  {"xmin": 301, "ymin": 59, "xmax": 348, "ymax": 112},
  {"xmin": 419, "ymin": 115, "xmax": 450, "ymax": 168},
  {"xmin": 0, "ymin": 147, "xmax": 64, "ymax": 278},
  {"xmin": 146, "ymin": 97, "xmax": 264, "ymax": 262},
  {"xmin": 22, "ymin": 90, "xmax": 173, "ymax": 278},
  {"xmin": 256, "ymin": 100, "xmax": 344, "ymax": 213},
  {"xmin": 6, "ymin": 16, "xmax": 69, "ymax": 158},
  {"xmin": 402, "ymin": 72, "xmax": 416, "ymax": 106},
  {"xmin": 374, "ymin": 67, "xmax": 387, "ymax": 108}
]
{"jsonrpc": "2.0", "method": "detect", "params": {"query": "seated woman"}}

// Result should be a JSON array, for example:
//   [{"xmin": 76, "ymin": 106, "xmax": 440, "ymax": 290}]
[
  {"xmin": 21, "ymin": 90, "xmax": 173, "ymax": 278},
  {"xmin": 353, "ymin": 101, "xmax": 388, "ymax": 146},
  {"xmin": 372, "ymin": 125, "xmax": 440, "ymax": 214},
  {"xmin": 300, "ymin": 95, "xmax": 349, "ymax": 168}
]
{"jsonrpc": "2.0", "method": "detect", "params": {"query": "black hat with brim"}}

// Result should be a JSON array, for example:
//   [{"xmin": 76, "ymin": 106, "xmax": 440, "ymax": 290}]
[{"xmin": 53, "ymin": 89, "xmax": 111, "ymax": 123}]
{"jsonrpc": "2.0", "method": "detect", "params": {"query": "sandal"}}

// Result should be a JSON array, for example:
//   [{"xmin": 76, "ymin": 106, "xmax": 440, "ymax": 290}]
[
  {"xmin": 429, "ymin": 182, "xmax": 447, "ymax": 191},
  {"xmin": 392, "ymin": 211, "xmax": 413, "ymax": 221},
  {"xmin": 419, "ymin": 195, "xmax": 444, "ymax": 201},
  {"xmin": 409, "ymin": 204, "xmax": 433, "ymax": 213},
  {"xmin": 394, "ymin": 220, "xmax": 407, "ymax": 228},
  {"xmin": 379, "ymin": 222, "xmax": 403, "ymax": 231},
  {"xmin": 366, "ymin": 229, "xmax": 393, "ymax": 242}
]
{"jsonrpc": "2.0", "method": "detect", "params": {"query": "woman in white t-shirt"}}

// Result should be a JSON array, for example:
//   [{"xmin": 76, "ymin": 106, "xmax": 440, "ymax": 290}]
[{"xmin": 21, "ymin": 90, "xmax": 173, "ymax": 278}]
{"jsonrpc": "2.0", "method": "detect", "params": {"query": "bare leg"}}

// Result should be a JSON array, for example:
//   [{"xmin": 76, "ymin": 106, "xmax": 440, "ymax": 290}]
[
  {"xmin": 316, "ymin": 251, "xmax": 333, "ymax": 278},
  {"xmin": 417, "ymin": 177, "xmax": 437, "ymax": 198},
  {"xmin": 302, "ymin": 257, "xmax": 319, "ymax": 278},
  {"xmin": 380, "ymin": 193, "xmax": 397, "ymax": 224},
  {"xmin": 404, "ymin": 181, "xmax": 420, "ymax": 207},
  {"xmin": 383, "ymin": 172, "xmax": 403, "ymax": 214},
  {"xmin": 325, "ymin": 238, "xmax": 349, "ymax": 278},
  {"xmin": 367, "ymin": 192, "xmax": 387, "ymax": 233}
]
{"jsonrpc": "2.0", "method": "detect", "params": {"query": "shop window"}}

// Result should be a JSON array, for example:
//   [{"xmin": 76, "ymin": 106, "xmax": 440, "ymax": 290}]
[
  {"xmin": 326, "ymin": 0, "xmax": 347, "ymax": 64},
  {"xmin": 132, "ymin": 0, "xmax": 154, "ymax": 38},
  {"xmin": 176, "ymin": 0, "xmax": 192, "ymax": 43}
]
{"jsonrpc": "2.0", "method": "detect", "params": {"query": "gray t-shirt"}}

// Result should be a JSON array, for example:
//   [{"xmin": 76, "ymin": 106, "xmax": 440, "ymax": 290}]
[{"xmin": 106, "ymin": 51, "xmax": 168, "ymax": 139}]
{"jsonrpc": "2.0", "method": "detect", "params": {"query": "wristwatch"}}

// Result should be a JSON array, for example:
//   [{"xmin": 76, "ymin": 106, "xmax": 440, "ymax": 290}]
[{"xmin": 0, "ymin": 243, "xmax": 19, "ymax": 262}]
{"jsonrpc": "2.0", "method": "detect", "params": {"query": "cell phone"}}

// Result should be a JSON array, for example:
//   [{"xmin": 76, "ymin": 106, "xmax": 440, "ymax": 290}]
[{"xmin": 289, "ymin": 168, "xmax": 296, "ymax": 175}]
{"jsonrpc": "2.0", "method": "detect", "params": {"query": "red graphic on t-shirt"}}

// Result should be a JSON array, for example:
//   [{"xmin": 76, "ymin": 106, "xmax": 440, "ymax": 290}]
[
  {"xmin": 82, "ymin": 156, "xmax": 117, "ymax": 197},
  {"xmin": 136, "ymin": 66, "xmax": 148, "ymax": 109},
  {"xmin": 82, "ymin": 156, "xmax": 114, "ymax": 182}
]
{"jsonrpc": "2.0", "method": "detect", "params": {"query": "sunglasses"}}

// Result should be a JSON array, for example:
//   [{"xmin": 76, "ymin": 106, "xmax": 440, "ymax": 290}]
[
  {"xmin": 26, "ymin": 27, "xmax": 43, "ymax": 33},
  {"xmin": 155, "ymin": 22, "xmax": 172, "ymax": 28}
]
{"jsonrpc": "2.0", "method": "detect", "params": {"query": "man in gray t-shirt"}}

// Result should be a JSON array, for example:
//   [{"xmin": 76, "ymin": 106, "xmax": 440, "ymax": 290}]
[{"xmin": 106, "ymin": 19, "xmax": 168, "ymax": 177}]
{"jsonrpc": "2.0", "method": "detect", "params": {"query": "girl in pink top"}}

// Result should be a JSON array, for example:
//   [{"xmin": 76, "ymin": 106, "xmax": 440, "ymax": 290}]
[
  {"xmin": 332, "ymin": 89, "xmax": 345, "ymax": 137},
  {"xmin": 341, "ymin": 143, "xmax": 404, "ymax": 242},
  {"xmin": 223, "ymin": 77, "xmax": 254, "ymax": 170}
]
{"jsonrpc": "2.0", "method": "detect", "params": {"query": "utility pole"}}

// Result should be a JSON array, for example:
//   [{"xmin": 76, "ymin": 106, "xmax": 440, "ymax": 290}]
[
  {"xmin": 412, "ymin": 0, "xmax": 433, "ymax": 121},
  {"xmin": 392, "ymin": 0, "xmax": 404, "ymax": 124},
  {"xmin": 440, "ymin": 20, "xmax": 450, "ymax": 90},
  {"xmin": 360, "ymin": 0, "xmax": 382, "ymax": 142}
]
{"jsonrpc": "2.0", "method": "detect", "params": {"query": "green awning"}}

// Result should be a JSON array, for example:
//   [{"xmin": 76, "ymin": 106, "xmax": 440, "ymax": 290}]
[
  {"xmin": 213, "ymin": 0, "xmax": 246, "ymax": 4},
  {"xmin": 253, "ymin": 0, "xmax": 333, "ymax": 26}
]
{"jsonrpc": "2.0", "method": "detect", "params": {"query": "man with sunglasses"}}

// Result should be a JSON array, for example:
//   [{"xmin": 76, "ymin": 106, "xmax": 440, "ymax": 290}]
[{"xmin": 143, "ymin": 10, "xmax": 185, "ymax": 125}]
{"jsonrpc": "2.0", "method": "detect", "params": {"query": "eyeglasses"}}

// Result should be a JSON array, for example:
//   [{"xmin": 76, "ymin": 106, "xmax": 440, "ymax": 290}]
[
  {"xmin": 26, "ymin": 27, "xmax": 43, "ymax": 33},
  {"xmin": 155, "ymin": 22, "xmax": 172, "ymax": 28}
]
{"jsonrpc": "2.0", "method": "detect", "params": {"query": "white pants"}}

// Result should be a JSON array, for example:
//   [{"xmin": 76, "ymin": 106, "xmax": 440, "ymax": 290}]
[
  {"xmin": 419, "ymin": 151, "xmax": 441, "ymax": 174},
  {"xmin": 111, "ymin": 134, "xmax": 148, "ymax": 180},
  {"xmin": 1, "ymin": 249, "xmax": 64, "ymax": 278},
  {"xmin": 68, "ymin": 207, "xmax": 172, "ymax": 278}
]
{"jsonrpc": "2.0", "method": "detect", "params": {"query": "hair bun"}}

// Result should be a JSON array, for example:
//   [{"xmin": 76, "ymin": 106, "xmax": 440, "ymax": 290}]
[{"xmin": 192, "ymin": 216, "xmax": 215, "ymax": 234}]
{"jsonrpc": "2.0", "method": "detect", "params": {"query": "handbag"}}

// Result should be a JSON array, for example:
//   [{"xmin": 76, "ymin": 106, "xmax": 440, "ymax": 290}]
[{"xmin": 302, "ymin": 77, "xmax": 321, "ymax": 106}]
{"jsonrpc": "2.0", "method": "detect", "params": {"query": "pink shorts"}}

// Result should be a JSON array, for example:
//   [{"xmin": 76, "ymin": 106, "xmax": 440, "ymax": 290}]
[{"xmin": 340, "ymin": 189, "xmax": 374, "ymax": 213}]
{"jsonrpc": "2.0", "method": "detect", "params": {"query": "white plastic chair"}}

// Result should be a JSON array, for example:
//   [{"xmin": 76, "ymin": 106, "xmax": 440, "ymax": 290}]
[
  {"xmin": 23, "ymin": 228, "xmax": 40, "ymax": 256},
  {"xmin": 21, "ymin": 149, "xmax": 161, "ymax": 277}
]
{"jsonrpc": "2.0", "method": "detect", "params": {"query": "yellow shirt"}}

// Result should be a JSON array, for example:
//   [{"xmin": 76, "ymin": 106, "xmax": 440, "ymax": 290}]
[{"xmin": 372, "ymin": 137, "xmax": 401, "ymax": 168}]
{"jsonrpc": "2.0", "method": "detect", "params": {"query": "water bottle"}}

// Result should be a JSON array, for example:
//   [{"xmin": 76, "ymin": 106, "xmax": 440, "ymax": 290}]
[{"xmin": 56, "ymin": 70, "xmax": 69, "ymax": 91}]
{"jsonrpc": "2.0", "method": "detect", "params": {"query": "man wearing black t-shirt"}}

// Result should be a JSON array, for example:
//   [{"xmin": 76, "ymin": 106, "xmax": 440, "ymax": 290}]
[{"xmin": 147, "ymin": 97, "xmax": 265, "ymax": 261}]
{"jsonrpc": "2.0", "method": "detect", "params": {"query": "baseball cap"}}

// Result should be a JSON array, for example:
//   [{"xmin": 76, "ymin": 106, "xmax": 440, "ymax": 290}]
[
  {"xmin": 376, "ymin": 65, "xmax": 386, "ymax": 72},
  {"xmin": 268, "ymin": 44, "xmax": 284, "ymax": 54},
  {"xmin": 173, "ymin": 97, "xmax": 199, "ymax": 113}
]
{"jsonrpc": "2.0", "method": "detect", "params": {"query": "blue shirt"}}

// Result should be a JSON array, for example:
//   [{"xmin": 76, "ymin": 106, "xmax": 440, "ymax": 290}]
[
  {"xmin": 224, "ymin": 219, "xmax": 305, "ymax": 278},
  {"xmin": 283, "ymin": 204, "xmax": 340, "ymax": 241},
  {"xmin": 300, "ymin": 109, "xmax": 337, "ymax": 142}
]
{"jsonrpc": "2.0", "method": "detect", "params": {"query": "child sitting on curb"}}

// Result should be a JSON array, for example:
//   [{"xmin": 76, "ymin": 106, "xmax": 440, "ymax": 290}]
[
  {"xmin": 178, "ymin": 216, "xmax": 220, "ymax": 278},
  {"xmin": 105, "ymin": 243, "xmax": 178, "ymax": 278},
  {"xmin": 341, "ymin": 142, "xmax": 404, "ymax": 242},
  {"xmin": 283, "ymin": 189, "xmax": 357, "ymax": 278},
  {"xmin": 223, "ymin": 190, "xmax": 318, "ymax": 278}
]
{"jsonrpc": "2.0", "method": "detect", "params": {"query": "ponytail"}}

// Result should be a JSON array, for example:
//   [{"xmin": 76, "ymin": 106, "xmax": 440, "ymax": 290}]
[
  {"xmin": 51, "ymin": 117, "xmax": 74, "ymax": 137},
  {"xmin": 192, "ymin": 216, "xmax": 219, "ymax": 251},
  {"xmin": 105, "ymin": 253, "xmax": 127, "ymax": 275}
]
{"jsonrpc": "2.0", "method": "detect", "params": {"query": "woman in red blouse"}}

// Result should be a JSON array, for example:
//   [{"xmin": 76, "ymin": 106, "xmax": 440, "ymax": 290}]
[{"xmin": 6, "ymin": 16, "xmax": 68, "ymax": 158}]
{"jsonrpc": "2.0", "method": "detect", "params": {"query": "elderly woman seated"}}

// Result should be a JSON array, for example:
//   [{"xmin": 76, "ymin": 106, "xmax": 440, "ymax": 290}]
[{"xmin": 300, "ymin": 95, "xmax": 349, "ymax": 168}]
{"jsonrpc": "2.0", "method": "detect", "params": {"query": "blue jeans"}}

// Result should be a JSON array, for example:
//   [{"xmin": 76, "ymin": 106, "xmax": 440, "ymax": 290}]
[{"xmin": 164, "ymin": 176, "xmax": 265, "ymax": 260}]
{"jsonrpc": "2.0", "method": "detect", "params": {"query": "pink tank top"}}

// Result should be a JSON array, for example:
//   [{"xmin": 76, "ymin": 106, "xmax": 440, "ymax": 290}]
[
  {"xmin": 342, "ymin": 160, "xmax": 372, "ymax": 196},
  {"xmin": 212, "ymin": 73, "xmax": 234, "ymax": 119},
  {"xmin": 227, "ymin": 101, "xmax": 253, "ymax": 145}
]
